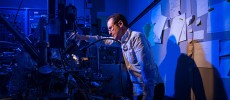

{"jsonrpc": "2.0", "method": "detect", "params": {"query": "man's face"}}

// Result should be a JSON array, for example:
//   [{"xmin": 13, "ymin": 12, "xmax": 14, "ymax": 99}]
[{"xmin": 107, "ymin": 18, "xmax": 121, "ymax": 40}]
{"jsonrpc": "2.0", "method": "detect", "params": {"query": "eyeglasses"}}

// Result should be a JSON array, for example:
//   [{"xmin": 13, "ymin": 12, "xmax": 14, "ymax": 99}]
[{"xmin": 108, "ymin": 24, "xmax": 116, "ymax": 32}]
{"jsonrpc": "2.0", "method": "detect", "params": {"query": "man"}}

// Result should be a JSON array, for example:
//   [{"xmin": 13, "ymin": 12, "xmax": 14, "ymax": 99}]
[{"xmin": 75, "ymin": 13, "xmax": 164, "ymax": 100}]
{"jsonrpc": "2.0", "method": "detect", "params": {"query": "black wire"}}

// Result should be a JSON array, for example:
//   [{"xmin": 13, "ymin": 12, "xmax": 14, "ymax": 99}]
[
  {"xmin": 119, "ymin": 64, "xmax": 125, "ymax": 96},
  {"xmin": 14, "ymin": 0, "xmax": 24, "ymax": 23}
]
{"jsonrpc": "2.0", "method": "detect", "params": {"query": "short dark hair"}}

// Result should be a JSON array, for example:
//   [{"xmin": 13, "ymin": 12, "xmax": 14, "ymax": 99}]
[{"xmin": 107, "ymin": 13, "xmax": 129, "ymax": 27}]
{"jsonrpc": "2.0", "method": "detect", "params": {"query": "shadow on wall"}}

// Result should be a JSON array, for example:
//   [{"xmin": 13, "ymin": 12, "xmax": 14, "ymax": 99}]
[
  {"xmin": 174, "ymin": 53, "xmax": 206, "ymax": 100},
  {"xmin": 158, "ymin": 35, "xmax": 181, "ymax": 98},
  {"xmin": 174, "ymin": 40, "xmax": 228, "ymax": 100},
  {"xmin": 159, "ymin": 36, "xmax": 227, "ymax": 99}
]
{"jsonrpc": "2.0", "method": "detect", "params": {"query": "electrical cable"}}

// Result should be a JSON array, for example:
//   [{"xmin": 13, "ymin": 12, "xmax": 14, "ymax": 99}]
[
  {"xmin": 71, "ymin": 73, "xmax": 91, "ymax": 91},
  {"xmin": 14, "ymin": 0, "xmax": 24, "ymax": 23},
  {"xmin": 71, "ymin": 73, "xmax": 91, "ymax": 99},
  {"xmin": 119, "ymin": 63, "xmax": 124, "ymax": 97}
]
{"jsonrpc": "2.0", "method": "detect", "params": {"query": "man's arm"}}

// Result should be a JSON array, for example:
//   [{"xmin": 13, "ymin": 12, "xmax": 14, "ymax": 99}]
[
  {"xmin": 74, "ymin": 33, "xmax": 90, "ymax": 41},
  {"xmin": 133, "ymin": 33, "xmax": 156, "ymax": 83},
  {"xmin": 73, "ymin": 32, "xmax": 120, "ymax": 46}
]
